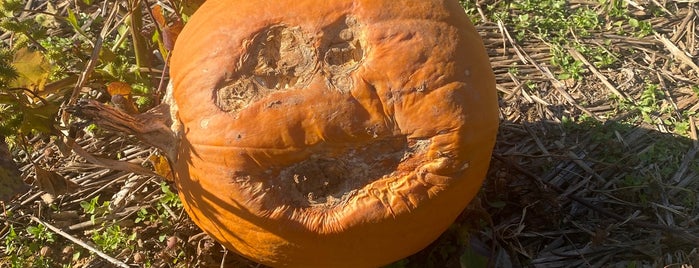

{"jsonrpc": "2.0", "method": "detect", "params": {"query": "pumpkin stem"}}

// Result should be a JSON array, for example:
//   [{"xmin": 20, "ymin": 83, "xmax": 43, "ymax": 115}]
[{"xmin": 68, "ymin": 100, "xmax": 178, "ymax": 160}]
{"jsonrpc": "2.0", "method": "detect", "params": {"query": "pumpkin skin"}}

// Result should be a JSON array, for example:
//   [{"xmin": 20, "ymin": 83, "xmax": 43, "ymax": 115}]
[{"xmin": 169, "ymin": 0, "xmax": 498, "ymax": 267}]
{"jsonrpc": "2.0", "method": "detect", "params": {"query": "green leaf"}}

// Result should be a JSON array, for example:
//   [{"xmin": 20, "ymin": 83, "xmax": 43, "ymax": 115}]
[
  {"xmin": 18, "ymin": 102, "xmax": 59, "ymax": 135},
  {"xmin": 66, "ymin": 8, "xmax": 79, "ymax": 29},
  {"xmin": 10, "ymin": 47, "xmax": 51, "ymax": 91},
  {"xmin": 0, "ymin": 49, "xmax": 18, "ymax": 85},
  {"xmin": 80, "ymin": 195, "xmax": 100, "ymax": 214},
  {"xmin": 628, "ymin": 18, "xmax": 639, "ymax": 28},
  {"xmin": 65, "ymin": 8, "xmax": 88, "ymax": 37}
]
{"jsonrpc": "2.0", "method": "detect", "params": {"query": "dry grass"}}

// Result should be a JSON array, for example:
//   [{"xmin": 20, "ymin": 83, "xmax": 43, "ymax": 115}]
[{"xmin": 2, "ymin": 0, "xmax": 699, "ymax": 267}]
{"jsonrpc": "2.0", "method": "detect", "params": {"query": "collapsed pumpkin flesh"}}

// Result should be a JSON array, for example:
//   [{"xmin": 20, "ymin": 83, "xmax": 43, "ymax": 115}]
[{"xmin": 168, "ymin": 0, "xmax": 499, "ymax": 267}]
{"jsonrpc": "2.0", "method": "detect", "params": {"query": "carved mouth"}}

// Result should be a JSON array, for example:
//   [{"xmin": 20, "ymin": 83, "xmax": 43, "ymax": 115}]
[{"xmin": 268, "ymin": 137, "xmax": 431, "ymax": 209}]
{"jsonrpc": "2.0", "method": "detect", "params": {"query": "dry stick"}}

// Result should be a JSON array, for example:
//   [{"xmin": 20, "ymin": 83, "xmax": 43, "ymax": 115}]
[
  {"xmin": 691, "ymin": 116, "xmax": 698, "ymax": 148},
  {"xmin": 506, "ymin": 73, "xmax": 533, "ymax": 103},
  {"xmin": 220, "ymin": 247, "xmax": 228, "ymax": 268},
  {"xmin": 69, "ymin": 205, "xmax": 144, "ymax": 231},
  {"xmin": 63, "ymin": 137, "xmax": 159, "ymax": 177},
  {"xmin": 655, "ymin": 72, "xmax": 683, "ymax": 119},
  {"xmin": 567, "ymin": 49, "xmax": 632, "ymax": 103},
  {"xmin": 553, "ymin": 141, "xmax": 607, "ymax": 184},
  {"xmin": 62, "ymin": 1, "xmax": 121, "ymax": 124},
  {"xmin": 155, "ymin": 54, "xmax": 170, "ymax": 104},
  {"xmin": 623, "ymin": 0, "xmax": 645, "ymax": 11},
  {"xmin": 29, "ymin": 215, "xmax": 130, "ymax": 268},
  {"xmin": 671, "ymin": 7, "xmax": 694, "ymax": 43},
  {"xmin": 499, "ymin": 25, "xmax": 600, "ymax": 120},
  {"xmin": 655, "ymin": 33, "xmax": 699, "ymax": 74},
  {"xmin": 492, "ymin": 154, "xmax": 699, "ymax": 246},
  {"xmin": 688, "ymin": 18, "xmax": 696, "ymax": 54},
  {"xmin": 649, "ymin": 0, "xmax": 675, "ymax": 17},
  {"xmin": 497, "ymin": 20, "xmax": 528, "ymax": 64}
]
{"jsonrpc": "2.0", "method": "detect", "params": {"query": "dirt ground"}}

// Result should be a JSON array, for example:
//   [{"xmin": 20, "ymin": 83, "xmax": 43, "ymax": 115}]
[{"xmin": 2, "ymin": 0, "xmax": 699, "ymax": 267}]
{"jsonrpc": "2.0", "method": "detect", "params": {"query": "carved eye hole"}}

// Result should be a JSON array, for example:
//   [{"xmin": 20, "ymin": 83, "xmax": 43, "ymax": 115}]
[
  {"xmin": 323, "ymin": 16, "xmax": 365, "ymax": 93},
  {"xmin": 215, "ymin": 26, "xmax": 316, "ymax": 113},
  {"xmin": 250, "ymin": 26, "xmax": 316, "ymax": 90},
  {"xmin": 215, "ymin": 16, "xmax": 366, "ymax": 113}
]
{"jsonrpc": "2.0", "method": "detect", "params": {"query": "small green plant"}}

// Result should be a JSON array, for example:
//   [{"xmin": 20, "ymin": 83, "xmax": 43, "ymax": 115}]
[
  {"xmin": 26, "ymin": 224, "xmax": 55, "ymax": 244},
  {"xmin": 79, "ymin": 196, "xmax": 138, "ymax": 254},
  {"xmin": 91, "ymin": 224, "xmax": 136, "ymax": 254},
  {"xmin": 627, "ymin": 18, "xmax": 653, "ymax": 37},
  {"xmin": 135, "ymin": 207, "xmax": 156, "ymax": 224},
  {"xmin": 80, "ymin": 195, "xmax": 110, "ymax": 222},
  {"xmin": 458, "ymin": 0, "xmax": 481, "ymax": 23},
  {"xmin": 152, "ymin": 182, "xmax": 183, "ymax": 227},
  {"xmin": 2, "ymin": 223, "xmax": 58, "ymax": 268},
  {"xmin": 460, "ymin": 0, "xmax": 657, "ymax": 80},
  {"xmin": 159, "ymin": 182, "xmax": 182, "ymax": 209},
  {"xmin": 3, "ymin": 224, "xmax": 20, "ymax": 253},
  {"xmin": 637, "ymin": 83, "xmax": 663, "ymax": 123},
  {"xmin": 551, "ymin": 46, "xmax": 584, "ymax": 80}
]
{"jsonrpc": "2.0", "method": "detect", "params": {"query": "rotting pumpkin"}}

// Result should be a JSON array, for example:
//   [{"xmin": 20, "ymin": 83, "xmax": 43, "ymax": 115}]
[
  {"xmin": 169, "ymin": 0, "xmax": 498, "ymax": 267},
  {"xmin": 75, "ymin": 0, "xmax": 499, "ymax": 267}
]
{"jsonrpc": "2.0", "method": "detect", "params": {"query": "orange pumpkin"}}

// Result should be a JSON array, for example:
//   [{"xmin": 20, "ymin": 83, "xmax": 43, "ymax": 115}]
[{"xmin": 169, "ymin": 0, "xmax": 498, "ymax": 267}]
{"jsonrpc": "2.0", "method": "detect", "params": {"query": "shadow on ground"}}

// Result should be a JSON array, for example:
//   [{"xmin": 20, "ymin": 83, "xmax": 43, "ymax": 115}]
[{"xmin": 389, "ymin": 117, "xmax": 699, "ymax": 268}]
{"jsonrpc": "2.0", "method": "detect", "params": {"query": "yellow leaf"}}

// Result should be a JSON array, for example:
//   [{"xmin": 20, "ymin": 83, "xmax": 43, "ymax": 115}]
[
  {"xmin": 107, "ymin": 82, "xmax": 139, "ymax": 114},
  {"xmin": 149, "ymin": 154, "xmax": 173, "ymax": 181},
  {"xmin": 106, "ymin": 81, "xmax": 132, "ymax": 96},
  {"xmin": 11, "ymin": 47, "xmax": 51, "ymax": 92}
]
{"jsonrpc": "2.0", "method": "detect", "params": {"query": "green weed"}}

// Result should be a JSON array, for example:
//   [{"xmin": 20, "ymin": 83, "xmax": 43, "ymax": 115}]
[{"xmin": 91, "ymin": 224, "xmax": 136, "ymax": 254}]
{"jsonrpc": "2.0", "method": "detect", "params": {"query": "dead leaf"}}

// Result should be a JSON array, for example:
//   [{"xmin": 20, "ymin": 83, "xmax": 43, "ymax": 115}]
[
  {"xmin": 33, "ymin": 164, "xmax": 79, "ymax": 197},
  {"xmin": 11, "ymin": 47, "xmax": 51, "ymax": 92},
  {"xmin": 152, "ymin": 5, "xmax": 184, "ymax": 53},
  {"xmin": 107, "ymin": 82, "xmax": 138, "ymax": 114},
  {"xmin": 106, "ymin": 81, "xmax": 133, "ymax": 96},
  {"xmin": 149, "ymin": 154, "xmax": 173, "ymax": 181},
  {"xmin": 0, "ymin": 137, "xmax": 29, "ymax": 202}
]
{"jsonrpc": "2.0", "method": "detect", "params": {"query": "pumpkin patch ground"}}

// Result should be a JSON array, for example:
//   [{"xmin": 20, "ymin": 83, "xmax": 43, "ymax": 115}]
[{"xmin": 2, "ymin": 0, "xmax": 699, "ymax": 267}]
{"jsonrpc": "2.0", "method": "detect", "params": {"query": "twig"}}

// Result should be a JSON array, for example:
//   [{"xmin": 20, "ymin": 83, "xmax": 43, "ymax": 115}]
[
  {"xmin": 567, "ymin": 49, "xmax": 632, "ymax": 103},
  {"xmin": 29, "ymin": 215, "xmax": 130, "ymax": 268},
  {"xmin": 493, "ymin": 154, "xmax": 699, "ymax": 246},
  {"xmin": 497, "ymin": 20, "xmax": 527, "ymax": 64},
  {"xmin": 655, "ymin": 33, "xmax": 699, "ymax": 74},
  {"xmin": 220, "ymin": 246, "xmax": 228, "ymax": 268},
  {"xmin": 670, "ymin": 144, "xmax": 698, "ymax": 183},
  {"xmin": 62, "ymin": 1, "xmax": 121, "ymax": 124},
  {"xmin": 62, "ymin": 137, "xmax": 159, "ymax": 177},
  {"xmin": 623, "ymin": 0, "xmax": 644, "ymax": 11},
  {"xmin": 505, "ymin": 36, "xmax": 601, "ymax": 120}
]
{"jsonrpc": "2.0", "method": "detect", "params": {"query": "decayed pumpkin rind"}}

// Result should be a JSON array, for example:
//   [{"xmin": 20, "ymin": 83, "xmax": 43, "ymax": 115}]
[{"xmin": 170, "ymin": 0, "xmax": 498, "ymax": 267}]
